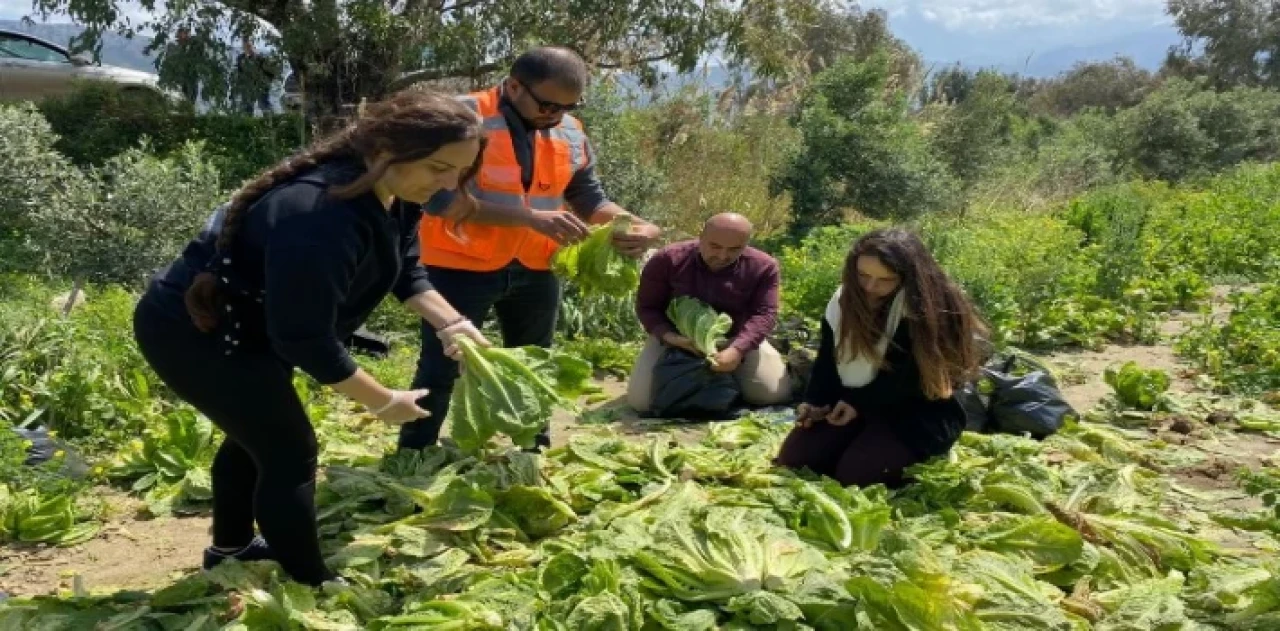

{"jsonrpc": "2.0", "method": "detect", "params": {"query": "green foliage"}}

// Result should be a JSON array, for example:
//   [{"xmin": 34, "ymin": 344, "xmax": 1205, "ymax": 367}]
[
  {"xmin": 0, "ymin": 421, "xmax": 84, "ymax": 500},
  {"xmin": 575, "ymin": 80, "xmax": 668, "ymax": 221},
  {"xmin": 106, "ymin": 409, "xmax": 218, "ymax": 517},
  {"xmin": 0, "ymin": 484, "xmax": 100, "ymax": 547},
  {"xmin": 0, "ymin": 104, "xmax": 92, "ymax": 274},
  {"xmin": 1026, "ymin": 110, "xmax": 1125, "ymax": 201},
  {"xmin": 550, "ymin": 216, "xmax": 640, "ymax": 298},
  {"xmin": 1114, "ymin": 79, "xmax": 1280, "ymax": 182},
  {"xmin": 447, "ymin": 339, "xmax": 592, "ymax": 452},
  {"xmin": 1104, "ymin": 362, "xmax": 1172, "ymax": 411},
  {"xmin": 929, "ymin": 70, "xmax": 1021, "ymax": 186},
  {"xmin": 1030, "ymin": 57, "xmax": 1155, "ymax": 117},
  {"xmin": 778, "ymin": 53, "xmax": 958, "ymax": 229},
  {"xmin": 557, "ymin": 291, "xmax": 644, "ymax": 344},
  {"xmin": 922, "ymin": 210, "xmax": 1136, "ymax": 349},
  {"xmin": 0, "ymin": 285, "xmax": 167, "ymax": 451},
  {"xmin": 33, "ymin": 0, "xmax": 784, "ymax": 116},
  {"xmin": 1177, "ymin": 284, "xmax": 1280, "ymax": 395},
  {"xmin": 4, "ymin": 417, "xmax": 1279, "ymax": 628},
  {"xmin": 558, "ymin": 338, "xmax": 641, "ymax": 378},
  {"xmin": 649, "ymin": 100, "xmax": 799, "ymax": 237},
  {"xmin": 38, "ymin": 81, "xmax": 304, "ymax": 187},
  {"xmin": 26, "ymin": 140, "xmax": 225, "ymax": 286},
  {"xmin": 1166, "ymin": 0, "xmax": 1280, "ymax": 90}
]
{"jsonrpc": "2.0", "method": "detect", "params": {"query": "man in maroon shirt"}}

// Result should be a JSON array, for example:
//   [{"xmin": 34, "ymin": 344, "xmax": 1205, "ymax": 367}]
[{"xmin": 627, "ymin": 213, "xmax": 792, "ymax": 412}]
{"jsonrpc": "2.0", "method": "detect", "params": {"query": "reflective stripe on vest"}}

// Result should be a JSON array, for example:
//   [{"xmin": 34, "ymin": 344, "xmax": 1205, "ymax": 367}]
[{"xmin": 418, "ymin": 87, "xmax": 588, "ymax": 272}]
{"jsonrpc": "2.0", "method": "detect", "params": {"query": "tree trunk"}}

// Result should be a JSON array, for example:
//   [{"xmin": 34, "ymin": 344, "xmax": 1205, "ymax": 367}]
[{"xmin": 62, "ymin": 278, "xmax": 84, "ymax": 318}]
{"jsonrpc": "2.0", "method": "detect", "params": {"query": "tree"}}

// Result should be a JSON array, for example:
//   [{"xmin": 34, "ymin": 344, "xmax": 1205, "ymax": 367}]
[
  {"xmin": 774, "ymin": 53, "xmax": 957, "ymax": 231},
  {"xmin": 1030, "ymin": 57, "xmax": 1156, "ymax": 116},
  {"xmin": 1165, "ymin": 0, "xmax": 1280, "ymax": 89},
  {"xmin": 930, "ymin": 70, "xmax": 1019, "ymax": 186},
  {"xmin": 30, "ymin": 0, "xmax": 794, "ymax": 116},
  {"xmin": 720, "ymin": 1, "xmax": 921, "ymax": 114}
]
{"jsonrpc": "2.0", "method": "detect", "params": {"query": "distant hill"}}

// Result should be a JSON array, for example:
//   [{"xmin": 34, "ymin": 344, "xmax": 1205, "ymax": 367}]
[
  {"xmin": 0, "ymin": 20, "xmax": 157, "ymax": 72},
  {"xmin": 1000, "ymin": 27, "xmax": 1182, "ymax": 77}
]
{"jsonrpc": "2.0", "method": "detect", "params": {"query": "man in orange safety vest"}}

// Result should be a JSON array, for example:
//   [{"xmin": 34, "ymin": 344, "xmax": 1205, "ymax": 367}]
[{"xmin": 399, "ymin": 46, "xmax": 662, "ymax": 451}]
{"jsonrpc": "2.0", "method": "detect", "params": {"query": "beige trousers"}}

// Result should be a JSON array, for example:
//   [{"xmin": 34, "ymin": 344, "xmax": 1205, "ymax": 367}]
[{"xmin": 626, "ymin": 336, "xmax": 793, "ymax": 413}]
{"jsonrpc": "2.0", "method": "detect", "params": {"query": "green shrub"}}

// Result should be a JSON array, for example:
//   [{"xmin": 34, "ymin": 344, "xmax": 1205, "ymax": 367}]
[
  {"xmin": 0, "ymin": 285, "xmax": 167, "ymax": 452},
  {"xmin": 777, "ymin": 53, "xmax": 958, "ymax": 230},
  {"xmin": 38, "ymin": 82, "xmax": 304, "ymax": 187},
  {"xmin": 1178, "ymin": 284, "xmax": 1280, "ymax": 395},
  {"xmin": 1113, "ymin": 79, "xmax": 1280, "ymax": 182},
  {"xmin": 0, "ymin": 103, "xmax": 92, "ymax": 274},
  {"xmin": 25, "ymin": 140, "xmax": 226, "ymax": 287}
]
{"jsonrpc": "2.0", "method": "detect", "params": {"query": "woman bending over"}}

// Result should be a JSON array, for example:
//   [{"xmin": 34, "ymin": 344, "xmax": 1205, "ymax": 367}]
[
  {"xmin": 132, "ymin": 90, "xmax": 490, "ymax": 586},
  {"xmin": 775, "ymin": 228, "xmax": 986, "ymax": 488}
]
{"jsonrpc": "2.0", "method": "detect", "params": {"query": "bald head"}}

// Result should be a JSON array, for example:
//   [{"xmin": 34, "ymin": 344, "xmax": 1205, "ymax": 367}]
[{"xmin": 698, "ymin": 213, "xmax": 753, "ymax": 271}]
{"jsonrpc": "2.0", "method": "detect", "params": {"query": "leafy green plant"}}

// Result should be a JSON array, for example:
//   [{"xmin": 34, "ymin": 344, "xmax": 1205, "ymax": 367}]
[
  {"xmin": 106, "ymin": 408, "xmax": 218, "ymax": 517},
  {"xmin": 447, "ymin": 339, "xmax": 594, "ymax": 452},
  {"xmin": 1177, "ymin": 284, "xmax": 1280, "ymax": 395},
  {"xmin": 558, "ymin": 338, "xmax": 641, "ymax": 378},
  {"xmin": 1104, "ymin": 362, "xmax": 1172, "ymax": 411},
  {"xmin": 550, "ymin": 215, "xmax": 640, "ymax": 297},
  {"xmin": 666, "ymin": 296, "xmax": 732, "ymax": 363},
  {"xmin": 0, "ymin": 483, "xmax": 100, "ymax": 547}
]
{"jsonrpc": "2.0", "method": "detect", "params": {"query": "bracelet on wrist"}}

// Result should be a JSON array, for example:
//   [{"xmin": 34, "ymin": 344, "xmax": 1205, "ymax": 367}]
[
  {"xmin": 369, "ymin": 391, "xmax": 397, "ymax": 415},
  {"xmin": 436, "ymin": 316, "xmax": 468, "ymax": 332}
]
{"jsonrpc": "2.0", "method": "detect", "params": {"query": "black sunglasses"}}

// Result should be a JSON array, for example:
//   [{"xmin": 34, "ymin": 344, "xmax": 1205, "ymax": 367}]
[{"xmin": 517, "ymin": 80, "xmax": 583, "ymax": 114}]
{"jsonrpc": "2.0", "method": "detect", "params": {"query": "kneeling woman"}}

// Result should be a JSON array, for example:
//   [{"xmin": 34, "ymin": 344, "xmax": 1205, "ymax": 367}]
[
  {"xmin": 132, "ymin": 90, "xmax": 491, "ymax": 586},
  {"xmin": 775, "ymin": 228, "xmax": 986, "ymax": 488}
]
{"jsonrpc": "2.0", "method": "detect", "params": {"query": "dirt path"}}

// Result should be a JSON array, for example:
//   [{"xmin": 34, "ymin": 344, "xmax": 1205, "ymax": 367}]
[
  {"xmin": 5, "ymin": 291, "xmax": 1274, "ymax": 597},
  {"xmin": 0, "ymin": 491, "xmax": 210, "ymax": 597}
]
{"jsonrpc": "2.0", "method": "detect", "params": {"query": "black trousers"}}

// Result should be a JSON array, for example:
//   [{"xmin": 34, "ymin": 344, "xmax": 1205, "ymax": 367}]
[
  {"xmin": 400, "ymin": 263, "xmax": 561, "ymax": 450},
  {"xmin": 774, "ymin": 413, "xmax": 929, "ymax": 488},
  {"xmin": 132, "ymin": 296, "xmax": 333, "ymax": 585}
]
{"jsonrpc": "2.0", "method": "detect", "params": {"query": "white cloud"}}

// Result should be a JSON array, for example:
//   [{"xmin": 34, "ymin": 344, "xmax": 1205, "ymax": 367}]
[{"xmin": 865, "ymin": 0, "xmax": 1169, "ymax": 31}]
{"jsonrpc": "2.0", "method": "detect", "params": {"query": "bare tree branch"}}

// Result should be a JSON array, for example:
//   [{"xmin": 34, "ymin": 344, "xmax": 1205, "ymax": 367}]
[{"xmin": 387, "ymin": 61, "xmax": 504, "ymax": 90}]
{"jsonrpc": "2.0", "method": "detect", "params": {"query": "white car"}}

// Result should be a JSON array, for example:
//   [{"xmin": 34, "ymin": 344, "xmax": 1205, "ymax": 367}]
[{"xmin": 0, "ymin": 29, "xmax": 168, "ymax": 103}]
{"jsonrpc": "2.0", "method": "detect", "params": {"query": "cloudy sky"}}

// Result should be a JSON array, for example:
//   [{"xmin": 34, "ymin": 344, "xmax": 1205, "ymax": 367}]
[{"xmin": 864, "ymin": 0, "xmax": 1170, "ymax": 31}]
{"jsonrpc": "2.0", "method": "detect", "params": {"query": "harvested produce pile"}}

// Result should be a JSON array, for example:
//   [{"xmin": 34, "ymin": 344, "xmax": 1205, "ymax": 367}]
[{"xmin": 2, "ymin": 408, "xmax": 1278, "ymax": 630}]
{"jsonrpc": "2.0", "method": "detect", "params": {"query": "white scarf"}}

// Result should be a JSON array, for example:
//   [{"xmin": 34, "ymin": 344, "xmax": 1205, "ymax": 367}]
[{"xmin": 823, "ymin": 287, "xmax": 906, "ymax": 387}]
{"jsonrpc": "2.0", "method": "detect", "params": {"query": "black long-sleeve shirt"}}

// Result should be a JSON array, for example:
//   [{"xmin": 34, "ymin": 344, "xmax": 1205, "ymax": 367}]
[
  {"xmin": 804, "ymin": 318, "xmax": 964, "ymax": 457},
  {"xmin": 145, "ymin": 159, "xmax": 434, "ymax": 384}
]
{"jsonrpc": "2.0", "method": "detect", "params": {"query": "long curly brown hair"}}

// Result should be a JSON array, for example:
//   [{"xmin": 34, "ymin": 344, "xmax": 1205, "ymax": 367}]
[
  {"xmin": 184, "ymin": 89, "xmax": 485, "ymax": 333},
  {"xmin": 836, "ymin": 228, "xmax": 987, "ymax": 400}
]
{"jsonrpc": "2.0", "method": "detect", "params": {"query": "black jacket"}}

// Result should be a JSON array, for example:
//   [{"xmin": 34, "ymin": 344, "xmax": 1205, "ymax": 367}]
[
  {"xmin": 804, "ymin": 318, "xmax": 965, "ymax": 457},
  {"xmin": 143, "ymin": 159, "xmax": 434, "ymax": 384}
]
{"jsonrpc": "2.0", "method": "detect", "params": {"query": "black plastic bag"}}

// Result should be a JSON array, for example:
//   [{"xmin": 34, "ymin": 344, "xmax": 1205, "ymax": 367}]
[
  {"xmin": 11, "ymin": 425, "xmax": 90, "ymax": 477},
  {"xmin": 346, "ymin": 326, "xmax": 390, "ymax": 358},
  {"xmin": 961, "ymin": 353, "xmax": 1076, "ymax": 439},
  {"xmin": 647, "ymin": 347, "xmax": 741, "ymax": 420}
]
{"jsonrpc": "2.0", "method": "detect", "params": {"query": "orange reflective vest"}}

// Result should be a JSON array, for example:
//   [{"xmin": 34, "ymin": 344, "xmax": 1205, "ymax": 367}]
[{"xmin": 418, "ymin": 86, "xmax": 591, "ymax": 272}]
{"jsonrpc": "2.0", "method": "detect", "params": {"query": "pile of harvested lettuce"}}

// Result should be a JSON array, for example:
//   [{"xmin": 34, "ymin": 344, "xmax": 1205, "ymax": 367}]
[{"xmin": 1, "ymin": 407, "xmax": 1278, "ymax": 630}]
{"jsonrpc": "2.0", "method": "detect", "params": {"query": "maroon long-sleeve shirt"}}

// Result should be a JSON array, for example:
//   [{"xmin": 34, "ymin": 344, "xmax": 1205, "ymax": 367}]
[{"xmin": 635, "ymin": 240, "xmax": 781, "ymax": 354}]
